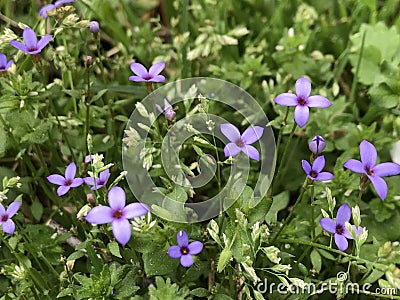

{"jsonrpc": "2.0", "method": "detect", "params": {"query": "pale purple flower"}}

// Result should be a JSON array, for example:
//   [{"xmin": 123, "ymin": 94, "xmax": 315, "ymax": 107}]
[
  {"xmin": 10, "ymin": 27, "xmax": 52, "ymax": 55},
  {"xmin": 156, "ymin": 99, "xmax": 176, "ymax": 122},
  {"xmin": 168, "ymin": 230, "xmax": 203, "ymax": 267},
  {"xmin": 47, "ymin": 162, "xmax": 84, "ymax": 196},
  {"xmin": 344, "ymin": 140, "xmax": 400, "ymax": 200},
  {"xmin": 274, "ymin": 77, "xmax": 331, "ymax": 127},
  {"xmin": 89, "ymin": 21, "xmax": 100, "ymax": 34},
  {"xmin": 0, "ymin": 201, "xmax": 20, "ymax": 235},
  {"xmin": 220, "ymin": 124, "xmax": 264, "ymax": 161},
  {"xmin": 85, "ymin": 186, "xmax": 149, "ymax": 245},
  {"xmin": 309, "ymin": 135, "xmax": 326, "ymax": 155},
  {"xmin": 0, "ymin": 53, "xmax": 13, "ymax": 72},
  {"xmin": 302, "ymin": 156, "xmax": 334, "ymax": 181},
  {"xmin": 39, "ymin": 0, "xmax": 74, "ymax": 17},
  {"xmin": 84, "ymin": 169, "xmax": 110, "ymax": 190},
  {"xmin": 129, "ymin": 61, "xmax": 165, "ymax": 82},
  {"xmin": 320, "ymin": 203, "xmax": 357, "ymax": 251}
]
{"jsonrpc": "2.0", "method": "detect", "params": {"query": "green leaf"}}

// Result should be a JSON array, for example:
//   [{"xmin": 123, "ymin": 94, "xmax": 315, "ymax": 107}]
[
  {"xmin": 143, "ymin": 248, "xmax": 178, "ymax": 276},
  {"xmin": 190, "ymin": 288, "xmax": 209, "ymax": 297},
  {"xmin": 108, "ymin": 241, "xmax": 122, "ymax": 258},
  {"xmin": 67, "ymin": 251, "xmax": 86, "ymax": 261},
  {"xmin": 369, "ymin": 82, "xmax": 399, "ymax": 109},
  {"xmin": 57, "ymin": 287, "xmax": 73, "ymax": 298},
  {"xmin": 310, "ymin": 249, "xmax": 322, "ymax": 273},
  {"xmin": 265, "ymin": 191, "xmax": 289, "ymax": 224},
  {"xmin": 21, "ymin": 121, "xmax": 52, "ymax": 144},
  {"xmin": 31, "ymin": 201, "xmax": 43, "ymax": 221}
]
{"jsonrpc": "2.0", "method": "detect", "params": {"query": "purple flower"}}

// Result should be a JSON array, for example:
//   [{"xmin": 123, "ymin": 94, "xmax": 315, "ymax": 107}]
[
  {"xmin": 156, "ymin": 99, "xmax": 176, "ymax": 122},
  {"xmin": 89, "ymin": 21, "xmax": 100, "ymax": 34},
  {"xmin": 54, "ymin": 0, "xmax": 74, "ymax": 6},
  {"xmin": 85, "ymin": 186, "xmax": 149, "ymax": 245},
  {"xmin": 0, "ymin": 201, "xmax": 20, "ymax": 235},
  {"xmin": 274, "ymin": 77, "xmax": 331, "ymax": 127},
  {"xmin": 302, "ymin": 156, "xmax": 334, "ymax": 181},
  {"xmin": 344, "ymin": 140, "xmax": 400, "ymax": 200},
  {"xmin": 39, "ymin": 4, "xmax": 55, "ymax": 18},
  {"xmin": 168, "ymin": 230, "xmax": 203, "ymax": 267},
  {"xmin": 320, "ymin": 203, "xmax": 356, "ymax": 251},
  {"xmin": 47, "ymin": 162, "xmax": 84, "ymax": 196},
  {"xmin": 10, "ymin": 27, "xmax": 52, "ymax": 55},
  {"xmin": 220, "ymin": 124, "xmax": 264, "ymax": 161},
  {"xmin": 84, "ymin": 169, "xmax": 110, "ymax": 190},
  {"xmin": 0, "ymin": 53, "xmax": 13, "ymax": 72},
  {"xmin": 129, "ymin": 61, "xmax": 165, "ymax": 82},
  {"xmin": 309, "ymin": 135, "xmax": 326, "ymax": 155}
]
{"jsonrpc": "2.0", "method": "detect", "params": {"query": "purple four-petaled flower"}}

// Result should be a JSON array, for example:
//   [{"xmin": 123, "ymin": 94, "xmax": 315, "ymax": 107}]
[
  {"xmin": 309, "ymin": 135, "xmax": 326, "ymax": 155},
  {"xmin": 220, "ymin": 124, "xmax": 264, "ymax": 161},
  {"xmin": 10, "ymin": 27, "xmax": 52, "ymax": 55},
  {"xmin": 39, "ymin": 0, "xmax": 74, "ymax": 18},
  {"xmin": 274, "ymin": 77, "xmax": 331, "ymax": 128},
  {"xmin": 85, "ymin": 186, "xmax": 149, "ymax": 245},
  {"xmin": 168, "ymin": 230, "xmax": 203, "ymax": 267},
  {"xmin": 129, "ymin": 61, "xmax": 165, "ymax": 82},
  {"xmin": 320, "ymin": 203, "xmax": 360, "ymax": 251},
  {"xmin": 0, "ymin": 201, "xmax": 20, "ymax": 235},
  {"xmin": 302, "ymin": 156, "xmax": 334, "ymax": 181},
  {"xmin": 344, "ymin": 140, "xmax": 400, "ymax": 200},
  {"xmin": 156, "ymin": 99, "xmax": 176, "ymax": 122},
  {"xmin": 47, "ymin": 162, "xmax": 84, "ymax": 196},
  {"xmin": 84, "ymin": 169, "xmax": 110, "ymax": 190},
  {"xmin": 0, "ymin": 53, "xmax": 13, "ymax": 72}
]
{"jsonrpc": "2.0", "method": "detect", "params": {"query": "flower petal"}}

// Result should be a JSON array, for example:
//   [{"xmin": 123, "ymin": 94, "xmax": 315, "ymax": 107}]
[
  {"xmin": 156, "ymin": 104, "xmax": 163, "ymax": 113},
  {"xmin": 359, "ymin": 140, "xmax": 377, "ymax": 168},
  {"xmin": 188, "ymin": 241, "xmax": 203, "ymax": 255},
  {"xmin": 220, "ymin": 123, "xmax": 241, "ymax": 142},
  {"xmin": 0, "ymin": 203, "xmax": 5, "ymax": 216},
  {"xmin": 112, "ymin": 218, "xmax": 131, "ymax": 246},
  {"xmin": 315, "ymin": 172, "xmax": 334, "ymax": 181},
  {"xmin": 128, "ymin": 75, "xmax": 146, "ymax": 82},
  {"xmin": 176, "ymin": 230, "xmax": 189, "ymax": 247},
  {"xmin": 99, "ymin": 169, "xmax": 110, "ymax": 183},
  {"xmin": 336, "ymin": 203, "xmax": 351, "ymax": 225},
  {"xmin": 9, "ymin": 41, "xmax": 28, "ymax": 53},
  {"xmin": 308, "ymin": 95, "xmax": 331, "ymax": 108},
  {"xmin": 319, "ymin": 218, "xmax": 336, "ymax": 234},
  {"xmin": 224, "ymin": 143, "xmax": 241, "ymax": 157},
  {"xmin": 71, "ymin": 178, "xmax": 84, "ymax": 187},
  {"xmin": 148, "ymin": 61, "xmax": 165, "ymax": 76},
  {"xmin": 374, "ymin": 162, "xmax": 400, "ymax": 177},
  {"xmin": 6, "ymin": 201, "xmax": 21, "ymax": 218},
  {"xmin": 150, "ymin": 75, "xmax": 165, "ymax": 82},
  {"xmin": 130, "ymin": 62, "xmax": 148, "ymax": 77},
  {"xmin": 2, "ymin": 219, "xmax": 15, "ymax": 234},
  {"xmin": 241, "ymin": 145, "xmax": 260, "ymax": 161},
  {"xmin": 343, "ymin": 159, "xmax": 365, "ymax": 174},
  {"xmin": 163, "ymin": 99, "xmax": 172, "ymax": 110},
  {"xmin": 0, "ymin": 53, "xmax": 6, "ymax": 66},
  {"xmin": 108, "ymin": 186, "xmax": 126, "ymax": 209},
  {"xmin": 242, "ymin": 126, "xmax": 264, "ymax": 145},
  {"xmin": 36, "ymin": 34, "xmax": 52, "ymax": 51},
  {"xmin": 85, "ymin": 206, "xmax": 113, "ymax": 224},
  {"xmin": 274, "ymin": 93, "xmax": 298, "ymax": 106},
  {"xmin": 54, "ymin": 0, "xmax": 74, "ymax": 7},
  {"xmin": 84, "ymin": 177, "xmax": 95, "ymax": 186},
  {"xmin": 294, "ymin": 105, "xmax": 309, "ymax": 128},
  {"xmin": 23, "ymin": 27, "xmax": 37, "ymax": 49},
  {"xmin": 334, "ymin": 233, "xmax": 348, "ymax": 251},
  {"xmin": 343, "ymin": 227, "xmax": 353, "ymax": 239},
  {"xmin": 295, "ymin": 77, "xmax": 311, "ymax": 98},
  {"xmin": 64, "ymin": 162, "xmax": 77, "ymax": 180},
  {"xmin": 47, "ymin": 174, "xmax": 65, "ymax": 185},
  {"xmin": 180, "ymin": 254, "xmax": 194, "ymax": 267},
  {"xmin": 168, "ymin": 245, "xmax": 182, "ymax": 258},
  {"xmin": 5, "ymin": 60, "xmax": 12, "ymax": 70},
  {"xmin": 312, "ymin": 156, "xmax": 326, "ymax": 173},
  {"xmin": 123, "ymin": 203, "xmax": 149, "ymax": 219},
  {"xmin": 57, "ymin": 185, "xmax": 71, "ymax": 196},
  {"xmin": 39, "ymin": 5, "xmax": 55, "ymax": 18},
  {"xmin": 368, "ymin": 175, "xmax": 388, "ymax": 200},
  {"xmin": 301, "ymin": 160, "xmax": 311, "ymax": 175}
]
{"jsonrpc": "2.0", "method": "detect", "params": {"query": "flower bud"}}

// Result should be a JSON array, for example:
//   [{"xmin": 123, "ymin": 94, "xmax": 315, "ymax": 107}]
[
  {"xmin": 309, "ymin": 135, "xmax": 326, "ymax": 155},
  {"xmin": 164, "ymin": 108, "xmax": 176, "ymax": 122},
  {"xmin": 89, "ymin": 21, "xmax": 99, "ymax": 34}
]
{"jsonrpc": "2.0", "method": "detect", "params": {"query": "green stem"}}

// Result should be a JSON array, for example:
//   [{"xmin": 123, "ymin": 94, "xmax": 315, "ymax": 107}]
[
  {"xmin": 180, "ymin": 0, "xmax": 189, "ymax": 78},
  {"xmin": 63, "ymin": 38, "xmax": 77, "ymax": 113},
  {"xmin": 85, "ymin": 64, "xmax": 91, "ymax": 156},
  {"xmin": 310, "ymin": 184, "xmax": 315, "ymax": 239},
  {"xmin": 271, "ymin": 179, "xmax": 308, "ymax": 244},
  {"xmin": 349, "ymin": 31, "xmax": 366, "ymax": 108}
]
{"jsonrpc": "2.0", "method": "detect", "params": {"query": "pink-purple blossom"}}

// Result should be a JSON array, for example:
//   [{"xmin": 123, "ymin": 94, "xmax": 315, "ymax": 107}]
[
  {"xmin": 84, "ymin": 169, "xmax": 110, "ymax": 190},
  {"xmin": 156, "ymin": 99, "xmax": 176, "ymax": 122},
  {"xmin": 129, "ymin": 61, "xmax": 165, "ymax": 82},
  {"xmin": 10, "ymin": 27, "xmax": 52, "ymax": 55},
  {"xmin": 47, "ymin": 162, "xmax": 84, "ymax": 196},
  {"xmin": 309, "ymin": 135, "xmax": 326, "ymax": 155},
  {"xmin": 0, "ymin": 53, "xmax": 13, "ymax": 72},
  {"xmin": 168, "ymin": 230, "xmax": 203, "ymax": 267},
  {"xmin": 344, "ymin": 140, "xmax": 400, "ymax": 200},
  {"xmin": 220, "ymin": 124, "xmax": 264, "ymax": 161},
  {"xmin": 0, "ymin": 201, "xmax": 21, "ymax": 235},
  {"xmin": 274, "ymin": 77, "xmax": 331, "ymax": 127},
  {"xmin": 320, "ymin": 203, "xmax": 361, "ymax": 251},
  {"xmin": 302, "ymin": 156, "xmax": 334, "ymax": 181},
  {"xmin": 89, "ymin": 21, "xmax": 100, "ymax": 34},
  {"xmin": 85, "ymin": 186, "xmax": 149, "ymax": 245}
]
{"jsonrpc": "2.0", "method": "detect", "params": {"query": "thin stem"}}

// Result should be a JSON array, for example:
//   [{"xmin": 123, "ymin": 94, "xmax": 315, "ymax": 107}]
[
  {"xmin": 276, "ymin": 122, "xmax": 297, "ymax": 182},
  {"xmin": 85, "ymin": 63, "xmax": 91, "ymax": 156},
  {"xmin": 63, "ymin": 38, "xmax": 77, "ymax": 113},
  {"xmin": 349, "ymin": 31, "xmax": 366, "ymax": 107},
  {"xmin": 310, "ymin": 184, "xmax": 315, "ymax": 239},
  {"xmin": 271, "ymin": 179, "xmax": 308, "ymax": 244}
]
